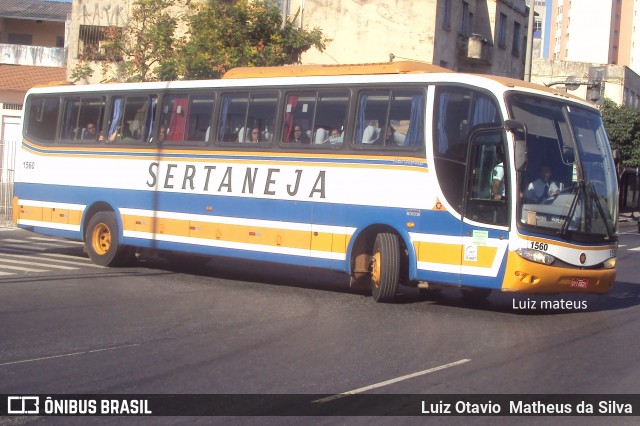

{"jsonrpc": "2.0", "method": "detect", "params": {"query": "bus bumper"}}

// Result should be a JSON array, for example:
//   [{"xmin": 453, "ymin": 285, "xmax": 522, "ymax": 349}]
[{"xmin": 501, "ymin": 251, "xmax": 615, "ymax": 295}]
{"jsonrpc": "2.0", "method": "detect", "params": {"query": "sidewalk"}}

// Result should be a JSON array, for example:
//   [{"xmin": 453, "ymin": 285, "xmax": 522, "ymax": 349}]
[{"xmin": 0, "ymin": 219, "xmax": 15, "ymax": 229}]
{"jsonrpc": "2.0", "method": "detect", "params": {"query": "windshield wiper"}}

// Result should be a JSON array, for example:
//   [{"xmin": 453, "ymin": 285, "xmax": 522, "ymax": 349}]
[
  {"xmin": 585, "ymin": 182, "xmax": 614, "ymax": 240},
  {"xmin": 559, "ymin": 181, "xmax": 582, "ymax": 237}
]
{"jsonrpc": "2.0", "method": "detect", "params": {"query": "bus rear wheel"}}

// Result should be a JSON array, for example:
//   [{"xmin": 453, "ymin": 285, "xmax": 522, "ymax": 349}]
[
  {"xmin": 85, "ymin": 211, "xmax": 132, "ymax": 267},
  {"xmin": 371, "ymin": 233, "xmax": 400, "ymax": 303}
]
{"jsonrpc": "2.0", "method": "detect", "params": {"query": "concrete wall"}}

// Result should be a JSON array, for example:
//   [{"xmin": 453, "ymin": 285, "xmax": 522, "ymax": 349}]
[
  {"xmin": 301, "ymin": 0, "xmax": 437, "ymax": 65},
  {"xmin": 0, "ymin": 44, "xmax": 66, "ymax": 67},
  {"xmin": 531, "ymin": 58, "xmax": 640, "ymax": 108},
  {"xmin": 301, "ymin": 0, "xmax": 527, "ymax": 78},
  {"xmin": 67, "ymin": 0, "xmax": 133, "ymax": 83}
]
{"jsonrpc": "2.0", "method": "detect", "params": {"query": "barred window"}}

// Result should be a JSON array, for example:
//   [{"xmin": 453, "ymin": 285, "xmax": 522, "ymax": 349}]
[{"xmin": 78, "ymin": 25, "xmax": 122, "ymax": 61}]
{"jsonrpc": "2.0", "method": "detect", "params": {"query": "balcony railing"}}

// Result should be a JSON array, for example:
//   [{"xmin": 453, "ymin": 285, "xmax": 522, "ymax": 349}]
[{"xmin": 0, "ymin": 43, "xmax": 66, "ymax": 67}]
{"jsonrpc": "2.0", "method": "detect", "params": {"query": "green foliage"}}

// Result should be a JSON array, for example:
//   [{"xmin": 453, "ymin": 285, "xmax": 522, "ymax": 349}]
[
  {"xmin": 69, "ymin": 57, "xmax": 94, "ymax": 83},
  {"xmin": 601, "ymin": 99, "xmax": 640, "ymax": 167},
  {"xmin": 104, "ymin": 0, "xmax": 180, "ymax": 82},
  {"xmin": 100, "ymin": 0, "xmax": 327, "ymax": 82},
  {"xmin": 179, "ymin": 0, "xmax": 328, "ymax": 79}
]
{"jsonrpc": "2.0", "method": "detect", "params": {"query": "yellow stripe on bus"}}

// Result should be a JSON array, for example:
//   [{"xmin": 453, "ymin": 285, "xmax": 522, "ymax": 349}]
[
  {"xmin": 120, "ymin": 214, "xmax": 349, "ymax": 255},
  {"xmin": 415, "ymin": 241, "xmax": 497, "ymax": 268}
]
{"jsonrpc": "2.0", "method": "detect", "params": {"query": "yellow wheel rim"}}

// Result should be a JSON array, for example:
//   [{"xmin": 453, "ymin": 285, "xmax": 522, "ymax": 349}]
[
  {"xmin": 371, "ymin": 251, "xmax": 381, "ymax": 288},
  {"xmin": 91, "ymin": 222, "xmax": 111, "ymax": 255}
]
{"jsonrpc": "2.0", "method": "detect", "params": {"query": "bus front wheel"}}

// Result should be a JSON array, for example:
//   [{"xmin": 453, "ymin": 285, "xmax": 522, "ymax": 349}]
[
  {"xmin": 85, "ymin": 211, "xmax": 131, "ymax": 267},
  {"xmin": 371, "ymin": 233, "xmax": 400, "ymax": 303}
]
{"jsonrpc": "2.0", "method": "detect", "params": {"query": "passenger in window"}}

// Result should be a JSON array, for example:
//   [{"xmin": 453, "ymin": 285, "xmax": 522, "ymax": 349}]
[
  {"xmin": 362, "ymin": 121, "xmax": 380, "ymax": 144},
  {"xmin": 329, "ymin": 128, "xmax": 343, "ymax": 144},
  {"xmin": 107, "ymin": 125, "xmax": 121, "ymax": 142},
  {"xmin": 159, "ymin": 126, "xmax": 166, "ymax": 143},
  {"xmin": 383, "ymin": 126, "xmax": 395, "ymax": 145},
  {"xmin": 525, "ymin": 166, "xmax": 559, "ymax": 203},
  {"xmin": 292, "ymin": 125, "xmax": 309, "ymax": 143},
  {"xmin": 83, "ymin": 122, "xmax": 104, "ymax": 142},
  {"xmin": 492, "ymin": 152, "xmax": 505, "ymax": 201},
  {"xmin": 107, "ymin": 124, "xmax": 135, "ymax": 142},
  {"xmin": 249, "ymin": 127, "xmax": 261, "ymax": 143}
]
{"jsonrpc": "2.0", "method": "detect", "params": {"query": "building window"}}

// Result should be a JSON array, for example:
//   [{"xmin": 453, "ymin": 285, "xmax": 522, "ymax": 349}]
[
  {"xmin": 498, "ymin": 13, "xmax": 507, "ymax": 48},
  {"xmin": 8, "ymin": 34, "xmax": 32, "ymax": 45},
  {"xmin": 512, "ymin": 21, "xmax": 521, "ymax": 56},
  {"xmin": 78, "ymin": 25, "xmax": 122, "ymax": 61},
  {"xmin": 461, "ymin": 1, "xmax": 471, "ymax": 36},
  {"xmin": 443, "ymin": 0, "xmax": 452, "ymax": 29}
]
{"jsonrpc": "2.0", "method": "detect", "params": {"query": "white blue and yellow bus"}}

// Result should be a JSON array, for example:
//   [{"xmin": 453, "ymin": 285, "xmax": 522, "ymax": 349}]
[{"xmin": 13, "ymin": 61, "xmax": 618, "ymax": 302}]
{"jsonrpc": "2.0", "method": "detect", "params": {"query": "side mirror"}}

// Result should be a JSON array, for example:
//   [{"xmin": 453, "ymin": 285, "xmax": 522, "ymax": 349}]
[
  {"xmin": 505, "ymin": 119, "xmax": 527, "ymax": 172},
  {"xmin": 613, "ymin": 149, "xmax": 620, "ymax": 165}
]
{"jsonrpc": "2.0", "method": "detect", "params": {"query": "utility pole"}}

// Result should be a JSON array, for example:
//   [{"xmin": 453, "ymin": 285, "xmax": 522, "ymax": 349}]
[{"xmin": 524, "ymin": 0, "xmax": 535, "ymax": 82}]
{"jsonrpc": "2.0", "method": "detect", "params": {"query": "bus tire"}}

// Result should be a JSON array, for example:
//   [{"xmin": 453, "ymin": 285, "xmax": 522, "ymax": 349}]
[
  {"xmin": 85, "ymin": 211, "xmax": 129, "ymax": 267},
  {"xmin": 371, "ymin": 233, "xmax": 400, "ymax": 303}
]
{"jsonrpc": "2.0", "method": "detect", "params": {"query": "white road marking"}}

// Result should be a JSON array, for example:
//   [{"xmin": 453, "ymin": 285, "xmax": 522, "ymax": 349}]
[
  {"xmin": 0, "ymin": 253, "xmax": 102, "ymax": 268},
  {"xmin": 0, "ymin": 264, "xmax": 47, "ymax": 272},
  {"xmin": 313, "ymin": 359, "xmax": 471, "ymax": 403},
  {"xmin": 0, "ymin": 257, "xmax": 77, "ymax": 270},
  {"xmin": 0, "ymin": 344, "xmax": 141, "ymax": 366},
  {"xmin": 28, "ymin": 237, "xmax": 83, "ymax": 245}
]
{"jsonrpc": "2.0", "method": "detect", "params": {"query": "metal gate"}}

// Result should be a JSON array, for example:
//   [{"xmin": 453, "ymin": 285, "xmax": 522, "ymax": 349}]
[{"xmin": 1, "ymin": 139, "xmax": 17, "ymax": 224}]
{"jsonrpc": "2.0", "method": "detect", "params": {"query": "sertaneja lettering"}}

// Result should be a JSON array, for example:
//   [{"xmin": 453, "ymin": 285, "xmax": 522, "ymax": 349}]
[{"xmin": 146, "ymin": 162, "xmax": 326, "ymax": 198}]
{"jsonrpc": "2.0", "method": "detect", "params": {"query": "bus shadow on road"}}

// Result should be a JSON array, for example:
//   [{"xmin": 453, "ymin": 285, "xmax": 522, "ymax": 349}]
[
  {"xmin": 135, "ymin": 253, "xmax": 640, "ymax": 314},
  {"xmin": 412, "ymin": 280, "xmax": 640, "ymax": 315}
]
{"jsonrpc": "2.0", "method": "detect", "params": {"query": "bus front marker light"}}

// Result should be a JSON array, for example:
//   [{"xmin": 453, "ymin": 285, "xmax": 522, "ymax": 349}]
[{"xmin": 515, "ymin": 248, "xmax": 555, "ymax": 265}]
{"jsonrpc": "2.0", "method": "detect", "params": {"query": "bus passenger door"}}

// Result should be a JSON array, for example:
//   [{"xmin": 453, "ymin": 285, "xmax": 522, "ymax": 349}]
[{"xmin": 461, "ymin": 128, "xmax": 510, "ymax": 289}]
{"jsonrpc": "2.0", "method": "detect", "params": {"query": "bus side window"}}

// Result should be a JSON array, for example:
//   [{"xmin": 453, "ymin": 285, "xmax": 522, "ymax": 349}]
[
  {"xmin": 61, "ymin": 97, "xmax": 105, "ymax": 143},
  {"xmin": 316, "ymin": 91, "xmax": 348, "ymax": 145},
  {"xmin": 186, "ymin": 94, "xmax": 215, "ymax": 143},
  {"xmin": 25, "ymin": 96, "xmax": 60, "ymax": 142},
  {"xmin": 354, "ymin": 89, "xmax": 425, "ymax": 148},
  {"xmin": 161, "ymin": 95, "xmax": 188, "ymax": 143},
  {"xmin": 282, "ymin": 92, "xmax": 315, "ymax": 144},
  {"xmin": 107, "ymin": 96, "xmax": 156, "ymax": 144},
  {"xmin": 218, "ymin": 92, "xmax": 277, "ymax": 145}
]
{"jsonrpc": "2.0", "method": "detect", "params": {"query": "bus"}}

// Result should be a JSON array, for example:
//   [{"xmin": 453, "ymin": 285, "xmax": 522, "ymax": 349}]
[{"xmin": 12, "ymin": 61, "xmax": 618, "ymax": 302}]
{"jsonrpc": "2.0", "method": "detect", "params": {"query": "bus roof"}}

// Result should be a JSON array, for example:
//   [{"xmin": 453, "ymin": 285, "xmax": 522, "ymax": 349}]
[{"xmin": 222, "ymin": 61, "xmax": 452, "ymax": 79}]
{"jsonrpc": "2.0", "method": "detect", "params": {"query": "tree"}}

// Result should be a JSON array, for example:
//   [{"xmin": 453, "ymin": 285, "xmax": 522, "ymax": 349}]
[
  {"xmin": 103, "ymin": 0, "xmax": 180, "ymax": 82},
  {"xmin": 179, "ymin": 0, "xmax": 328, "ymax": 80},
  {"xmin": 600, "ymin": 99, "xmax": 640, "ymax": 167}
]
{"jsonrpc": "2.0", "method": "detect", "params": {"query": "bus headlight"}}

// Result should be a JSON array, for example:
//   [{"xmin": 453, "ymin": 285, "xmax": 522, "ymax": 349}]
[
  {"xmin": 515, "ymin": 248, "xmax": 555, "ymax": 265},
  {"xmin": 603, "ymin": 257, "xmax": 616, "ymax": 269}
]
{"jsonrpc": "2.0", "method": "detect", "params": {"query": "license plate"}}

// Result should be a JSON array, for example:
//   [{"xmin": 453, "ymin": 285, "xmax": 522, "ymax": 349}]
[{"xmin": 570, "ymin": 278, "xmax": 589, "ymax": 288}]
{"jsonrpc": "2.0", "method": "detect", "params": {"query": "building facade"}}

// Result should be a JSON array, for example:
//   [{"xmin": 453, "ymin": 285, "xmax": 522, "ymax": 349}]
[
  {"xmin": 68, "ymin": 0, "xmax": 531, "ymax": 83},
  {"xmin": 549, "ymin": 0, "xmax": 640, "ymax": 74},
  {"xmin": 0, "ymin": 0, "xmax": 69, "ymax": 219},
  {"xmin": 299, "ymin": 0, "xmax": 530, "ymax": 79},
  {"xmin": 531, "ymin": 58, "xmax": 640, "ymax": 109}
]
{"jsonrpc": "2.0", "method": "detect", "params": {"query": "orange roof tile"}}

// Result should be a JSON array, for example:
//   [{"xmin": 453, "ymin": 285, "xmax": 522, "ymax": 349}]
[{"xmin": 0, "ymin": 64, "xmax": 67, "ymax": 93}]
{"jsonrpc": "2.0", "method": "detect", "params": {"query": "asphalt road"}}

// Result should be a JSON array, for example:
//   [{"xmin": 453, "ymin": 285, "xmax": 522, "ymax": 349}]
[{"xmin": 0, "ymin": 221, "xmax": 639, "ymax": 425}]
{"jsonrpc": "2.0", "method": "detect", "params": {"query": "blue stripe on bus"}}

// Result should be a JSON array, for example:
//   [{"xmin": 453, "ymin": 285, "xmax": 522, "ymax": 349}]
[{"xmin": 14, "ymin": 182, "xmax": 463, "ymax": 234}]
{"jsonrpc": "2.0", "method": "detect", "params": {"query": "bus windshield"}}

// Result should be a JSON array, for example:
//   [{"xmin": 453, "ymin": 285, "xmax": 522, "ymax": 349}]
[{"xmin": 508, "ymin": 93, "xmax": 618, "ymax": 242}]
